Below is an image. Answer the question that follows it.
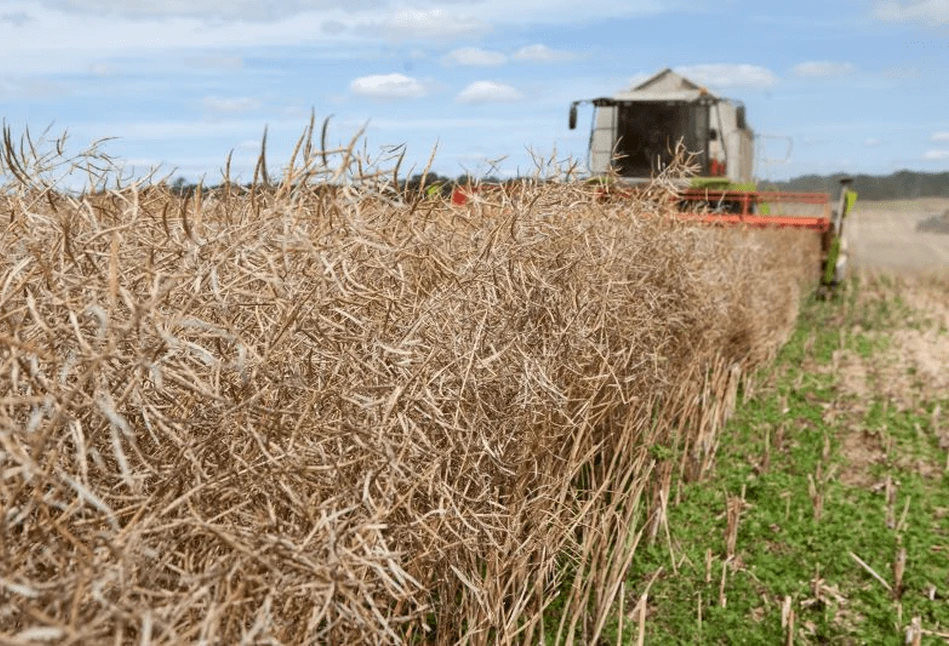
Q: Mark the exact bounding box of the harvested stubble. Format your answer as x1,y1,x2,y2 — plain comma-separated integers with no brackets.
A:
0,141,819,644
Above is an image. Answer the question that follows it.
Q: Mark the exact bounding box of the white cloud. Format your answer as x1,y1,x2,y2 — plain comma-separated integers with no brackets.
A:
350,73,427,100
438,43,579,67
675,64,778,89
512,44,576,63
923,149,949,160
1,10,34,25
322,20,346,34
864,138,883,146
873,0,949,25
39,0,683,25
379,9,490,40
0,1,702,77
476,0,675,27
931,132,949,142
36,0,382,21
442,47,507,66
456,81,523,104
0,6,353,75
201,95,260,114
792,61,856,78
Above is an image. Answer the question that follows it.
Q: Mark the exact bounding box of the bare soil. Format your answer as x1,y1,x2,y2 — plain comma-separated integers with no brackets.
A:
833,198,949,484
843,277,949,400
848,198,949,273
824,275,949,486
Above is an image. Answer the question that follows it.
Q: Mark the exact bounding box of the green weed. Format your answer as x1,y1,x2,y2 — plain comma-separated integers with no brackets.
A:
618,283,949,644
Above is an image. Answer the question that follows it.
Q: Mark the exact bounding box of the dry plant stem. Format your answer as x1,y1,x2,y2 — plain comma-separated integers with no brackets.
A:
781,596,795,646
725,495,742,558
896,497,911,534
849,552,894,593
885,475,896,529
762,426,771,472
623,566,662,646
907,617,922,646
0,129,821,644
894,545,907,600
808,472,823,522
616,582,624,646
662,486,679,576
636,597,647,646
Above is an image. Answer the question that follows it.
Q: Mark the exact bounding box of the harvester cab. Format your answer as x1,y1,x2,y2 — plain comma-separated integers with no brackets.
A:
568,68,754,188
568,68,857,290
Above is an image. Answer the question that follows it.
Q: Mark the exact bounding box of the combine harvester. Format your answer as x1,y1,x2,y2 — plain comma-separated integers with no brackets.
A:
566,68,857,287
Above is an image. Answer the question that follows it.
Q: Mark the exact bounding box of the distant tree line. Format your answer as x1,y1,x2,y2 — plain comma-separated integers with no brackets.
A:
166,173,506,198
760,170,949,201
166,169,949,202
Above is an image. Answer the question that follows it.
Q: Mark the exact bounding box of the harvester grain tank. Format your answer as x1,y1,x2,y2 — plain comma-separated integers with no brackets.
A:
568,68,857,288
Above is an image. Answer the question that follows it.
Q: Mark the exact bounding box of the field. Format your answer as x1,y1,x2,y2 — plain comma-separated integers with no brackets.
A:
623,274,949,644
0,134,945,644
849,198,949,272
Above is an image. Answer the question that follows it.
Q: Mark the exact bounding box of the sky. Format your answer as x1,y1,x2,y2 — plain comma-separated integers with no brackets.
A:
0,0,947,184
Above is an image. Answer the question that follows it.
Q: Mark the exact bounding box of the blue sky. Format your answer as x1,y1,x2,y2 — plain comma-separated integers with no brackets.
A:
1,0,947,184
